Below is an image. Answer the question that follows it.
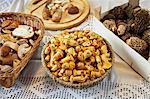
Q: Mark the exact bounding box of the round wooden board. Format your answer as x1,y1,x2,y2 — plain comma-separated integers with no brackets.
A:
25,0,90,30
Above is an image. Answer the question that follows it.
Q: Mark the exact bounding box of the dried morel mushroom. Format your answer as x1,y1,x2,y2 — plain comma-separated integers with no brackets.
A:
126,37,148,54
101,14,115,22
116,21,127,36
109,6,127,20
121,32,132,41
142,29,150,45
129,10,150,35
103,19,117,32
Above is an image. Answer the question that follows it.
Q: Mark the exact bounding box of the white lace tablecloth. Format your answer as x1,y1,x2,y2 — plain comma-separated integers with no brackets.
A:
0,0,150,99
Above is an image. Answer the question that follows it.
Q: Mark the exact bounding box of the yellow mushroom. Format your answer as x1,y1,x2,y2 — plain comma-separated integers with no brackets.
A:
61,54,74,63
44,46,51,54
85,64,95,71
100,45,108,54
91,71,101,78
67,47,76,56
75,45,82,52
45,55,50,62
51,64,60,72
58,69,65,76
73,70,84,76
62,76,69,82
83,50,92,60
62,63,70,69
53,49,64,61
76,62,86,70
68,61,75,70
77,52,84,61
70,76,86,83
65,70,72,76
95,55,102,64
68,39,78,46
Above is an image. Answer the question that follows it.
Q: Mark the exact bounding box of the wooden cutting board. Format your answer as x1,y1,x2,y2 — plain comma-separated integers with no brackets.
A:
24,0,90,30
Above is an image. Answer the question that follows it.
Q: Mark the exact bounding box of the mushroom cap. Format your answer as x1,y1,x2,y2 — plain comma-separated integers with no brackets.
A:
142,29,150,45
103,19,117,32
130,10,150,35
0,45,11,57
116,21,127,36
109,6,127,20
3,41,19,51
12,25,34,38
0,65,12,72
126,37,148,53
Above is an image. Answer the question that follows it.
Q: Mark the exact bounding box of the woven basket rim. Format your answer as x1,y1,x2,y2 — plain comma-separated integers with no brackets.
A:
41,30,115,88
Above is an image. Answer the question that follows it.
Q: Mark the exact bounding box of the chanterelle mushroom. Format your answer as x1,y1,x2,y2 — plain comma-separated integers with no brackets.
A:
12,25,34,38
18,43,31,59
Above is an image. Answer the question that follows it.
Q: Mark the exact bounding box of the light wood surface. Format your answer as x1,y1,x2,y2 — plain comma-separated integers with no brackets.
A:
25,0,90,30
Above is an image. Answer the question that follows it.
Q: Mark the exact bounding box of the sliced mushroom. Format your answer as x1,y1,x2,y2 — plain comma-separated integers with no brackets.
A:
52,9,62,22
29,39,34,45
0,34,17,42
0,65,13,72
2,29,12,34
12,25,34,38
16,39,28,45
0,45,11,57
4,41,19,51
18,43,31,59
0,55,14,66
35,30,41,36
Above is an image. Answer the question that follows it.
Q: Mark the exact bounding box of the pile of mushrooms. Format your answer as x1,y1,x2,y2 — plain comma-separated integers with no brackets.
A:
0,20,41,73
43,0,79,22
101,5,150,59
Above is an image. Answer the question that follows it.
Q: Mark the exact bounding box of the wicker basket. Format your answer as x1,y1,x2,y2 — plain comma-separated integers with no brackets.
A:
0,12,44,88
41,30,114,89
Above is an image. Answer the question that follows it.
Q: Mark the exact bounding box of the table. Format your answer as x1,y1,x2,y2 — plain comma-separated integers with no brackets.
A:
0,0,150,99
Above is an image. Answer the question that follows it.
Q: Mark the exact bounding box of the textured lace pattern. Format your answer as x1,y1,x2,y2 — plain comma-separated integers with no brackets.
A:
0,0,150,98
0,15,149,99
0,0,13,12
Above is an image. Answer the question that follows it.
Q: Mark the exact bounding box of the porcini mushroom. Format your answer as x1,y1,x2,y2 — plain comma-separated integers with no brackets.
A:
3,41,19,51
18,43,31,59
12,25,34,38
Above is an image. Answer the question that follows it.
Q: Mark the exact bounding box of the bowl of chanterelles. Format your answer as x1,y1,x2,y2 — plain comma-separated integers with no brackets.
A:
41,30,114,88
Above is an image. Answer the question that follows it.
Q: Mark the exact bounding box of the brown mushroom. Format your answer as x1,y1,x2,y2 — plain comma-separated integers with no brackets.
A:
68,6,79,14
103,19,117,32
0,65,13,72
142,29,150,45
3,41,19,51
52,9,62,22
0,55,14,66
116,21,127,35
18,43,31,59
126,37,148,53
0,45,11,57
